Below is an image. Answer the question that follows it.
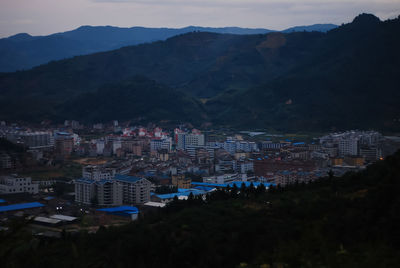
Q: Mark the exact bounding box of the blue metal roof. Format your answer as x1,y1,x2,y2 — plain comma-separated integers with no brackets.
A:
114,174,142,183
155,193,180,199
75,178,95,184
96,179,114,185
0,202,44,212
193,186,215,192
177,188,186,193
293,142,306,145
97,206,139,214
192,181,275,189
191,182,227,187
155,189,206,199
43,196,55,201
0,199,5,203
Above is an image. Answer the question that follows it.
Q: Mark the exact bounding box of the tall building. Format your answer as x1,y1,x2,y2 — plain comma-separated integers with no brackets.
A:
113,174,151,204
339,138,359,156
75,179,123,206
55,132,74,156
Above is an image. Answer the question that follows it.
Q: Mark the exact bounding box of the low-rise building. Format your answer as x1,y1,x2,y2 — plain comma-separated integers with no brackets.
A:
171,174,191,189
0,175,39,194
203,173,247,184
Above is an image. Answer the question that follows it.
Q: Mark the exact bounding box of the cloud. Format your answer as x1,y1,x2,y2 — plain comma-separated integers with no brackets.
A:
12,19,35,25
0,0,399,37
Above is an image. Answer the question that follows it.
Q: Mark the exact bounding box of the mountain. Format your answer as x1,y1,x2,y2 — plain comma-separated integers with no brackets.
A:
206,14,400,132
2,150,400,267
0,26,274,73
0,30,324,123
283,23,337,33
0,14,399,131
0,24,336,73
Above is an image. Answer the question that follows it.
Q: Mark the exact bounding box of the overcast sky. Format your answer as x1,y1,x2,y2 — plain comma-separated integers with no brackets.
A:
1,0,399,37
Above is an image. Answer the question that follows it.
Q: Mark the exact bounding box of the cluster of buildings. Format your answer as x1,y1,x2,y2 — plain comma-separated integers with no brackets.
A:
319,130,383,161
0,120,394,205
1,121,399,237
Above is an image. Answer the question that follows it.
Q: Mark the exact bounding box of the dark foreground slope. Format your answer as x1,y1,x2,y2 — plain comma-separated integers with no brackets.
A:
207,14,400,132
2,151,400,267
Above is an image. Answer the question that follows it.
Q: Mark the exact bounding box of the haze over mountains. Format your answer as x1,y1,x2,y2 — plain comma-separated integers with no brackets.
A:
0,14,399,132
0,24,337,72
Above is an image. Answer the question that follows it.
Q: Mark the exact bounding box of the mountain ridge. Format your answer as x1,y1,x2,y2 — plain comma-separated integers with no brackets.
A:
0,24,336,72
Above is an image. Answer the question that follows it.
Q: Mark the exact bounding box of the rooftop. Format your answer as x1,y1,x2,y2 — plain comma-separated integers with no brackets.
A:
50,214,78,221
114,174,143,183
97,206,139,214
34,216,61,225
0,202,44,213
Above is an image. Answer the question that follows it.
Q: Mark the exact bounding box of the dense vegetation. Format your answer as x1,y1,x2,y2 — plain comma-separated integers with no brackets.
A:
2,151,400,267
207,14,400,132
0,14,399,131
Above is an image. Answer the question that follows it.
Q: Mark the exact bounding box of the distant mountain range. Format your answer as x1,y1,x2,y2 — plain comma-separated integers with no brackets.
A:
0,14,398,132
0,24,337,72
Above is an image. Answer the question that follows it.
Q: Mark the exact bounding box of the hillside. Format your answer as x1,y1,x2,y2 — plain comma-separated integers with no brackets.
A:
206,14,400,132
0,31,323,123
2,151,400,267
0,75,205,123
0,14,399,131
57,76,206,124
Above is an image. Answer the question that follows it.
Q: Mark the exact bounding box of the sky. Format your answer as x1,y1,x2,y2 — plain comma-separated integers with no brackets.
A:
1,0,400,37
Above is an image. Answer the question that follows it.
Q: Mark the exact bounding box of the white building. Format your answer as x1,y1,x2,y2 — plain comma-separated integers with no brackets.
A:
339,138,359,156
96,140,105,155
113,175,152,204
0,153,13,169
237,161,254,174
176,132,205,150
75,178,123,206
6,131,53,149
82,165,115,181
0,175,39,194
150,137,172,152
203,173,247,184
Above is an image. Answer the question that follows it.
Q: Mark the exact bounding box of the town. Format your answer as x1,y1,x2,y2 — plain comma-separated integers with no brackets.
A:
1,119,399,237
